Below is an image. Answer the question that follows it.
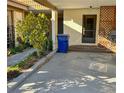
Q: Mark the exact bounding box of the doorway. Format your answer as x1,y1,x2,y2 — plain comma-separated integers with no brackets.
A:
82,15,97,43
58,10,64,34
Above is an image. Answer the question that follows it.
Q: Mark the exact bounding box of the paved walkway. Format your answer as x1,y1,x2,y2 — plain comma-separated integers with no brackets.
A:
12,52,116,93
7,48,36,66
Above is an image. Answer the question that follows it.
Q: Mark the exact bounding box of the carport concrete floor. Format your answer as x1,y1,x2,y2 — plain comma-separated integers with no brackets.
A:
12,52,116,93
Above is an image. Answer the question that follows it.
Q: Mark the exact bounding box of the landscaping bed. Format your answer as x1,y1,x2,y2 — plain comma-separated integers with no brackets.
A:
7,51,50,81
7,43,32,57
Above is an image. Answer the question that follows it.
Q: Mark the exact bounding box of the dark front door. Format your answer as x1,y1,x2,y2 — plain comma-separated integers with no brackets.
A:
82,15,97,43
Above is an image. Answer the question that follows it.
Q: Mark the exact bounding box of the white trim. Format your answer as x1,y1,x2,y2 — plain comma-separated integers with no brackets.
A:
52,11,56,50
51,10,58,50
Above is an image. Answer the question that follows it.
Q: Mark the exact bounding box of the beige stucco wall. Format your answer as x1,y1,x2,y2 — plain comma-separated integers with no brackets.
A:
64,8,100,46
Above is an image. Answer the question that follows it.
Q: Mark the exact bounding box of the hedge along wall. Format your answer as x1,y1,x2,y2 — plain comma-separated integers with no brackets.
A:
99,6,116,52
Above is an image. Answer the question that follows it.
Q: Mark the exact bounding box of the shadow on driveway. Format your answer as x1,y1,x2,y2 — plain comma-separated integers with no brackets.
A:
12,52,116,93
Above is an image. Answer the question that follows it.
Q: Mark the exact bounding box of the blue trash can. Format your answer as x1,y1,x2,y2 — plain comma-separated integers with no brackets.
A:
57,34,69,53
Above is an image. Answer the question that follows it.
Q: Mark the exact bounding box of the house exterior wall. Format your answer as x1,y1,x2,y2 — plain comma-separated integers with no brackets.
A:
99,6,116,52
64,8,100,46
7,10,15,48
7,5,26,48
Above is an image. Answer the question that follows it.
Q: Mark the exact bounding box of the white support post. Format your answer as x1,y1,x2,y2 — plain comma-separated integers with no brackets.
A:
51,10,58,50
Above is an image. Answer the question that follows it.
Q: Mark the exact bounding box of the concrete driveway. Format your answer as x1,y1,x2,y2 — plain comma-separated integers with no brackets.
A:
12,52,116,93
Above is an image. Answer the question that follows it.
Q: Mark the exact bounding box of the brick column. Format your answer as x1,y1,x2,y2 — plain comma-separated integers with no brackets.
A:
99,6,116,52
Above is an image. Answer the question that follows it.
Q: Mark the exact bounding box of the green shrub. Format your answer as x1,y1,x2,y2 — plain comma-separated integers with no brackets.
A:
15,45,23,52
7,43,32,56
49,40,53,51
16,12,50,57
7,66,20,72
23,42,32,49
7,66,21,80
7,45,23,56
16,61,27,68
9,48,16,55
32,51,38,57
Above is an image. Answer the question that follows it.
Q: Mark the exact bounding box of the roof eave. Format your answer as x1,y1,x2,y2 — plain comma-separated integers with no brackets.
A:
34,0,58,11
7,0,29,11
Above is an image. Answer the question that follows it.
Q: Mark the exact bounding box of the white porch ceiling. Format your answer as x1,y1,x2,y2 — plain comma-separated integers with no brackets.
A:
47,0,116,9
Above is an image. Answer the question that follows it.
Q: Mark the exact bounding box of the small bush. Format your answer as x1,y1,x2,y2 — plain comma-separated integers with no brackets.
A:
7,66,20,71
8,48,16,55
14,45,23,52
23,42,32,49
32,51,38,57
49,40,53,51
16,60,27,68
7,66,21,80
7,43,32,56
7,46,23,56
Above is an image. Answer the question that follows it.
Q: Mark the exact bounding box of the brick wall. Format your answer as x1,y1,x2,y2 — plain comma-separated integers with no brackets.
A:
99,6,116,52
17,0,43,10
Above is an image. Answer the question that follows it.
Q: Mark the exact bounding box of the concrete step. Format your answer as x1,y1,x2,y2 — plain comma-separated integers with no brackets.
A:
69,45,113,53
